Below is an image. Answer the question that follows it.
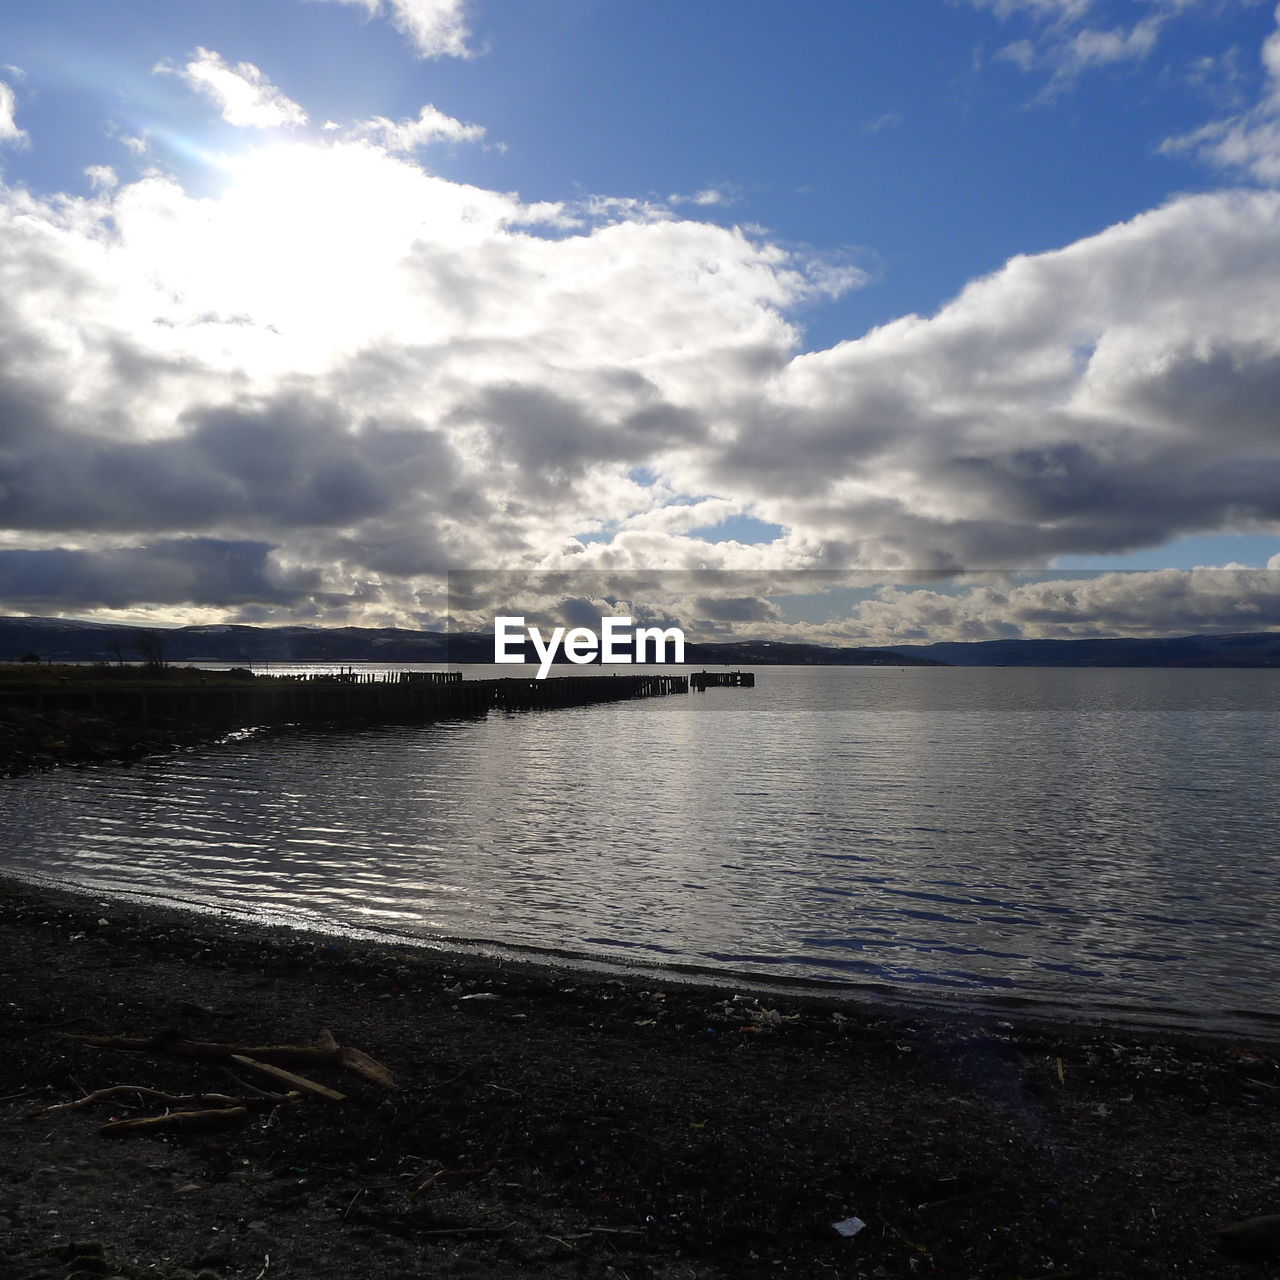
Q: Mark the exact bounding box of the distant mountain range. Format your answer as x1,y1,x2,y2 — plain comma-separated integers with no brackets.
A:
0,617,933,667
881,632,1280,667
1,615,1277,667
0,616,457,664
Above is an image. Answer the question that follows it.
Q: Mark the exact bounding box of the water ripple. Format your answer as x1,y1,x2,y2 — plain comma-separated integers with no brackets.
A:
1,666,1277,1030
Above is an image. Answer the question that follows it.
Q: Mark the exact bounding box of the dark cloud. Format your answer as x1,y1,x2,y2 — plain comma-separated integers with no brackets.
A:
461,382,704,490
0,393,455,536
1118,342,1280,444
556,596,608,630
0,539,320,612
692,595,778,623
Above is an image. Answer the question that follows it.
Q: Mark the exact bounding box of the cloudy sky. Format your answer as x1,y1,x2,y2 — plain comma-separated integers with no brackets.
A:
3,0,1280,643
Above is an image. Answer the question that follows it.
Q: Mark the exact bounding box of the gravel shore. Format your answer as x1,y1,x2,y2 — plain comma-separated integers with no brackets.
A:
2,874,1278,1280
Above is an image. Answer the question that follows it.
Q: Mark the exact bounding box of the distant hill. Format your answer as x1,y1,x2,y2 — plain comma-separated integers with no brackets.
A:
0,617,934,667
883,632,1280,667
683,640,940,667
3,616,1276,667
0,617,450,664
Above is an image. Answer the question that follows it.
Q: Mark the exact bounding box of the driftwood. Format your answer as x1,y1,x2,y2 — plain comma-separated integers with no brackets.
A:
100,1105,251,1136
36,1084,301,1118
37,1086,245,1116
337,1045,397,1089
65,1028,396,1089
219,1069,292,1101
229,1054,346,1103
45,1027,394,1137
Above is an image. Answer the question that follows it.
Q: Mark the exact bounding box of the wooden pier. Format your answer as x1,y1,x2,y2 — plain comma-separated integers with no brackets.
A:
289,670,463,686
690,670,755,692
489,673,687,709
0,672,688,730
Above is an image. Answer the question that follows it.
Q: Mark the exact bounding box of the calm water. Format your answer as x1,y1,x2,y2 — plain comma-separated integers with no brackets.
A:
2,666,1278,1034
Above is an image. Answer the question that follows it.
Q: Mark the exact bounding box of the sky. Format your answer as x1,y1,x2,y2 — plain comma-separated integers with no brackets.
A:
2,0,1280,644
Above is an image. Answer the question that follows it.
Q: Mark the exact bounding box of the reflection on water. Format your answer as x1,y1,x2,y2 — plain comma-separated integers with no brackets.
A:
2,666,1278,1032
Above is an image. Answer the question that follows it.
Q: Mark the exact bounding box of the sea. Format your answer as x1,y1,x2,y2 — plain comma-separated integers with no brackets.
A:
2,664,1278,1037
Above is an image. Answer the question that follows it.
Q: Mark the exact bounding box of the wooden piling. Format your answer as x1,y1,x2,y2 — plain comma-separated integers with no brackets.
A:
689,671,755,692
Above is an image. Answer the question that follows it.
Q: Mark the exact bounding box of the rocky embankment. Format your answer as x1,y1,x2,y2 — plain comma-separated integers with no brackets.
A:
0,664,256,776
0,707,225,777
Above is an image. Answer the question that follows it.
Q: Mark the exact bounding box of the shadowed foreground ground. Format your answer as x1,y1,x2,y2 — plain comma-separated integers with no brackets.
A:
1,878,1278,1280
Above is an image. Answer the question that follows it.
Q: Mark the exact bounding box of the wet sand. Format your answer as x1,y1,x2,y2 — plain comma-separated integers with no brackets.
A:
2,874,1278,1280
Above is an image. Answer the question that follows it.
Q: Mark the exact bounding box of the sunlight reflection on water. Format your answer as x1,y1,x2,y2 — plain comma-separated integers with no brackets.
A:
2,666,1277,1031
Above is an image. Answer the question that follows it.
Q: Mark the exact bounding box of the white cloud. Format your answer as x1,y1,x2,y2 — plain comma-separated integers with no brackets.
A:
862,112,903,134
350,103,485,150
1162,3,1280,181
112,127,150,156
687,187,1280,575
0,80,29,148
303,0,473,59
996,38,1039,69
0,132,854,619
1065,16,1162,71
668,188,733,207
443,567,1280,645
84,165,118,190
156,48,307,129
829,569,1280,644
971,0,1095,21
1165,113,1280,180
972,0,1182,85
618,498,748,537
3,102,1280,623
972,0,1216,21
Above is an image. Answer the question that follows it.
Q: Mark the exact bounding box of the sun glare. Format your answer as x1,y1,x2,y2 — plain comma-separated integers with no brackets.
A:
122,139,500,375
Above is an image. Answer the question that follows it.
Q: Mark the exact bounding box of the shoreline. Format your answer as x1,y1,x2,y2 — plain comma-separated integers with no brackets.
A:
9,869,1280,1053
3,873,1279,1278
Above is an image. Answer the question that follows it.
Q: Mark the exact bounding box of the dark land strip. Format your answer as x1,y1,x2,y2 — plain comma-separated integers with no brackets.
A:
0,667,685,778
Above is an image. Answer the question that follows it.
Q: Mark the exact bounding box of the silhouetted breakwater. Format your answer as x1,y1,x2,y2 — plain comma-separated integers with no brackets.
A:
0,671,688,731
289,669,463,685
690,670,755,691
489,672,687,708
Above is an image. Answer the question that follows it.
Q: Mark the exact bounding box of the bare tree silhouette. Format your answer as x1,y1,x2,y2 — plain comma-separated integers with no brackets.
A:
130,630,167,671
